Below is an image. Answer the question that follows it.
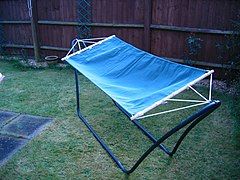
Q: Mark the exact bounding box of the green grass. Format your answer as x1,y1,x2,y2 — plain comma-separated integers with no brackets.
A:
0,59,239,179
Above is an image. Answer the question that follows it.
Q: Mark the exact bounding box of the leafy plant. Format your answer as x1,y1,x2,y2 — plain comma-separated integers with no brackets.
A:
216,18,240,84
184,33,203,65
0,23,6,55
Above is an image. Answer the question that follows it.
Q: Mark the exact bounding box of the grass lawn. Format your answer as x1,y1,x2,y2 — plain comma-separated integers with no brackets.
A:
0,59,239,179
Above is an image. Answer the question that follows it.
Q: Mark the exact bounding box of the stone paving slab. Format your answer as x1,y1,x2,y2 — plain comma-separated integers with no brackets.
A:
2,114,52,139
0,110,20,127
0,110,52,166
0,135,26,166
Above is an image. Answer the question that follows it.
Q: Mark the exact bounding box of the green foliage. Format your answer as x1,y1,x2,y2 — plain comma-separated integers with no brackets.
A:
187,33,203,56
185,33,203,65
216,18,240,83
0,23,6,55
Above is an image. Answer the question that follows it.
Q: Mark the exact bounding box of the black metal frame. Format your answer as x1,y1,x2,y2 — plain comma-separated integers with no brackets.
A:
74,69,221,174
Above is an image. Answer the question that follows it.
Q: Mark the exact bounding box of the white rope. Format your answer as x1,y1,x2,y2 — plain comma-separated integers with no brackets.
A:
77,40,100,44
82,41,87,48
167,98,206,103
66,40,78,57
136,101,209,119
209,74,213,100
64,37,108,59
62,35,115,61
188,85,208,101
131,70,214,120
81,37,106,41
77,41,81,51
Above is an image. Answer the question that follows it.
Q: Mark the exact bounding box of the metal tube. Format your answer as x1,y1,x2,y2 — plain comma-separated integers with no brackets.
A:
74,69,80,112
132,120,171,155
74,70,127,173
77,112,128,173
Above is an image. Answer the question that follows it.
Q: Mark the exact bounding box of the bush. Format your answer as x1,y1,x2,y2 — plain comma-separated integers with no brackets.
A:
184,33,203,65
216,18,240,84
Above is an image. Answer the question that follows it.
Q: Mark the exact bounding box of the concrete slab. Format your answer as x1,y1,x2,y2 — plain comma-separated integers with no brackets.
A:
0,111,52,166
0,110,19,127
0,135,26,165
2,114,52,139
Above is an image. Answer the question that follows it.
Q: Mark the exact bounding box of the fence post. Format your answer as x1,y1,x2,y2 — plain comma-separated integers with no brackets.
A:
144,0,152,52
30,0,41,61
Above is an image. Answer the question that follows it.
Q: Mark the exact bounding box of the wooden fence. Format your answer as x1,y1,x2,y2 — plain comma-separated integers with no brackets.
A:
0,0,239,72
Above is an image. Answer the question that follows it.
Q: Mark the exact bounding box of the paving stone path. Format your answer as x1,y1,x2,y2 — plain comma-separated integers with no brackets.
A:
0,110,52,166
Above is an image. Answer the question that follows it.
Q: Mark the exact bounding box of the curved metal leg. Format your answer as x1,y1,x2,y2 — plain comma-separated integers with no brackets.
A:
126,100,221,174
169,114,213,156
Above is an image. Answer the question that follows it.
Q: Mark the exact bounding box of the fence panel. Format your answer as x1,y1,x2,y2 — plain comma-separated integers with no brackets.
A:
0,0,239,75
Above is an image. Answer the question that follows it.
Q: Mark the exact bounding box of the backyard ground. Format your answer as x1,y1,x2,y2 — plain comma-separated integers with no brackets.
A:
0,59,239,179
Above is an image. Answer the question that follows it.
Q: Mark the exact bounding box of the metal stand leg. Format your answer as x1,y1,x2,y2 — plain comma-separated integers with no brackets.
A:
127,100,220,173
132,120,171,155
74,70,221,174
112,100,171,155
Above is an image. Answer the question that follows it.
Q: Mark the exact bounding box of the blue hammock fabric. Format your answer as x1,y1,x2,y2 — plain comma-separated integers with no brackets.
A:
66,36,207,116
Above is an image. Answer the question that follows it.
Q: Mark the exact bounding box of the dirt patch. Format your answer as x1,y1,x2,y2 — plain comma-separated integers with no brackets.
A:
196,79,237,95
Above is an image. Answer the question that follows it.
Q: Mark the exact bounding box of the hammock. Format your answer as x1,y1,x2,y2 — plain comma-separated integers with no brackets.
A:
62,35,220,174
